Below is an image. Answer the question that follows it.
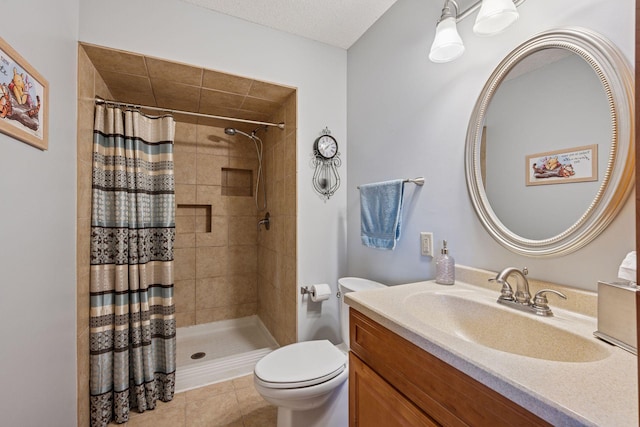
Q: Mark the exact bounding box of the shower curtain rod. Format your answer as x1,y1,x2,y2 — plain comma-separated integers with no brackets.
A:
94,97,285,130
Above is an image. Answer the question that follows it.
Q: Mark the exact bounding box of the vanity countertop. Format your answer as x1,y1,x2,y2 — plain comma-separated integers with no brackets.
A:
345,272,638,427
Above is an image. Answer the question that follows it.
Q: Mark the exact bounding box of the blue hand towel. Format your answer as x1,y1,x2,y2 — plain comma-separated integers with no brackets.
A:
359,179,405,250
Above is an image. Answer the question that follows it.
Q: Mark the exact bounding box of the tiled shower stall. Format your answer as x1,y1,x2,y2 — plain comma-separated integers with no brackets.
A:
76,43,297,426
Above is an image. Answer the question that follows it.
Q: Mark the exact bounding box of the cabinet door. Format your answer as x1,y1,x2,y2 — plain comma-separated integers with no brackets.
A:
349,352,440,427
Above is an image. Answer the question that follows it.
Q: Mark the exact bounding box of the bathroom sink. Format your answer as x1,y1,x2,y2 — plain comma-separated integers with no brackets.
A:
404,290,610,362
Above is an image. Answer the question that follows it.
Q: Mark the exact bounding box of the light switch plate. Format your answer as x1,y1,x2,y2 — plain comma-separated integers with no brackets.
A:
421,232,434,257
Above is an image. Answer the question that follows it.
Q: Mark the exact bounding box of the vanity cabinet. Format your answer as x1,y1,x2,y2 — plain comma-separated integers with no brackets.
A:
349,308,552,427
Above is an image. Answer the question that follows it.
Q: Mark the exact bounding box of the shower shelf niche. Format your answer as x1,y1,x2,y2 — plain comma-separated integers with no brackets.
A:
222,167,253,197
176,204,212,233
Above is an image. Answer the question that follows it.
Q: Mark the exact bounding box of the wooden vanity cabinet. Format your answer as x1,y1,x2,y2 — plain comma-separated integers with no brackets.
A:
349,308,552,427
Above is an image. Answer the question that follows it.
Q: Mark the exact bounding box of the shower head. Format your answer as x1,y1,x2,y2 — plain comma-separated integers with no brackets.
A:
224,127,254,139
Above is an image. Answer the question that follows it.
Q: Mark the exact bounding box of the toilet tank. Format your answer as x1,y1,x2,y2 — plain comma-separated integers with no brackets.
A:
338,277,387,348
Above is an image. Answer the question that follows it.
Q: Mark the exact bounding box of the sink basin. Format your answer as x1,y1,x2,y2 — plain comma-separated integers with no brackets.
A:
405,291,610,362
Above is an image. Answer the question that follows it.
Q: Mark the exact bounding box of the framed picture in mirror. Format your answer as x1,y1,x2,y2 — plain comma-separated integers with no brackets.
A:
526,144,598,186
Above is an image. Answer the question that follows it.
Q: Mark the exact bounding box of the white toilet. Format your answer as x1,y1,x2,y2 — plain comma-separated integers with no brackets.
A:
253,277,387,427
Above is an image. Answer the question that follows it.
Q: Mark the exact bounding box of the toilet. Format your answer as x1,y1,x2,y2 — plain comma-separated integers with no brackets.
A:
253,277,387,427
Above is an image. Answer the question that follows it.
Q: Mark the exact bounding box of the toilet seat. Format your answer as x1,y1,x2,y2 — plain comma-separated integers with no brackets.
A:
254,340,346,389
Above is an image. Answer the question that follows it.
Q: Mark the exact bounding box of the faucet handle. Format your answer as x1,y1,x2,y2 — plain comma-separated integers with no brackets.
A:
532,289,567,316
490,277,515,302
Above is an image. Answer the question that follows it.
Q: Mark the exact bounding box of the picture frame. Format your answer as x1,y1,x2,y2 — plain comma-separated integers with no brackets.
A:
0,37,48,150
526,144,598,186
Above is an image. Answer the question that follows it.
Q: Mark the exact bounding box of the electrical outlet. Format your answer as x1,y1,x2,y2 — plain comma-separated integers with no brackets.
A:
420,232,434,257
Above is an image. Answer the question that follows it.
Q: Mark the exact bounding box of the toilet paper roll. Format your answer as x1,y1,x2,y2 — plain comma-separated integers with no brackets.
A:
310,284,331,302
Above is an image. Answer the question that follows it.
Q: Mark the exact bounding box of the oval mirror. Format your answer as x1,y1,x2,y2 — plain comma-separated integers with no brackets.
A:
465,28,634,257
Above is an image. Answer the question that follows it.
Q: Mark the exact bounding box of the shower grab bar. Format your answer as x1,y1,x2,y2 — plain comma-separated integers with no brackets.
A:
357,177,425,189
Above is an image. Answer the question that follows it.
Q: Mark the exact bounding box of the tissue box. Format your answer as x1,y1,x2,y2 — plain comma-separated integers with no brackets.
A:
594,281,637,355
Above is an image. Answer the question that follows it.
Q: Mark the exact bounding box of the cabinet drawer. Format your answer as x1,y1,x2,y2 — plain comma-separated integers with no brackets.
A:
349,308,551,427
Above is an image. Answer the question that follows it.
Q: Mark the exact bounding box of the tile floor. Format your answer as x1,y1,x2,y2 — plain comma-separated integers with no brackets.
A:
108,374,276,427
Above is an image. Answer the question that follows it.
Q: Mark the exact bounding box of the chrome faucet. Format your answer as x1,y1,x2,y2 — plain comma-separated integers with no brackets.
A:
494,267,532,304
490,267,567,316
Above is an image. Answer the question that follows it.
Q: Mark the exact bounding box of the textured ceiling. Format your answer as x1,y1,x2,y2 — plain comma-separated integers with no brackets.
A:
181,0,399,49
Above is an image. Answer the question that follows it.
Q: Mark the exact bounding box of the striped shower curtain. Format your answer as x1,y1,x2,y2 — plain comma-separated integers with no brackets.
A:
89,104,176,426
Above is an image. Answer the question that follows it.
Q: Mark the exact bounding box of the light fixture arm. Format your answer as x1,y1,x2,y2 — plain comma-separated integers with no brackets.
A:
455,0,527,22
437,0,459,23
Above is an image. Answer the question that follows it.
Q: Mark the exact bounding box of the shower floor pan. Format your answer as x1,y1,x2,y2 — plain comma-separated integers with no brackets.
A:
175,315,278,392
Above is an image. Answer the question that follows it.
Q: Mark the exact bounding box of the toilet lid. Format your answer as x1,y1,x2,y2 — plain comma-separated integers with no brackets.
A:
254,340,346,388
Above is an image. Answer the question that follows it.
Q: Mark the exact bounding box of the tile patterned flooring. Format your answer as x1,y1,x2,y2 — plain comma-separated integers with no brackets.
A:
108,374,276,427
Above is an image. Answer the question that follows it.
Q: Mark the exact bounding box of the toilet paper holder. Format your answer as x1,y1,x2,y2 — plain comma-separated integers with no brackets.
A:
300,285,335,300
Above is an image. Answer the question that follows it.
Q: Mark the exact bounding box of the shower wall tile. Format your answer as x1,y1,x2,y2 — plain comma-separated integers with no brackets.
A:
272,143,285,183
176,215,196,234
228,246,257,274
176,184,197,205
196,125,228,156
284,176,296,215
196,185,226,215
196,246,228,278
175,233,195,249
77,217,92,326
227,196,255,216
172,123,262,325
197,302,258,324
77,160,93,220
196,154,227,185
284,93,297,132
77,101,95,163
196,216,228,247
229,274,258,304
77,328,91,427
284,216,296,259
194,215,210,234
284,132,296,175
174,151,197,184
175,123,198,153
229,216,257,246
256,97,297,346
175,248,196,280
228,157,258,176
174,279,196,316
176,311,195,328
195,276,228,309
177,205,196,217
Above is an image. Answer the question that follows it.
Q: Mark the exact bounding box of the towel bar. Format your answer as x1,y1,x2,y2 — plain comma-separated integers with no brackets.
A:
357,177,424,189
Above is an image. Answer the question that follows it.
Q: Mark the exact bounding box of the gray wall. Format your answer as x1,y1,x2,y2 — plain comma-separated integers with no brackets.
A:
346,0,634,290
0,0,79,425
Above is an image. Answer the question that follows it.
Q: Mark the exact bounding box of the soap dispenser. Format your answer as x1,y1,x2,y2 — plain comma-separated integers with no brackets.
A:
435,240,455,285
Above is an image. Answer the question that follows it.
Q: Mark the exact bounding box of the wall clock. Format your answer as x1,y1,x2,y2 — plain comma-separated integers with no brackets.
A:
312,127,341,200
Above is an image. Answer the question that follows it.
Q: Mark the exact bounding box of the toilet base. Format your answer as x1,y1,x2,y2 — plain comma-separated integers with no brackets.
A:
276,378,348,427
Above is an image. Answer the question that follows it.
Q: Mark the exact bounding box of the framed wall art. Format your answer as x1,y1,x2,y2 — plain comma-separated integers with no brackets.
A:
526,144,598,186
0,37,48,150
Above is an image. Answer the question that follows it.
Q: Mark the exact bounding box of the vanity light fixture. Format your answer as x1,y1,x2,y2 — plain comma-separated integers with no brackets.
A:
429,0,527,63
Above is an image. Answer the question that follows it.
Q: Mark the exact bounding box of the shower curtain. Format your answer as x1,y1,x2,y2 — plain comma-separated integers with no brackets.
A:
89,104,176,426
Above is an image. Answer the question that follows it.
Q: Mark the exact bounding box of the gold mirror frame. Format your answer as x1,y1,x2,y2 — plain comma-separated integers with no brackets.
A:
465,27,635,257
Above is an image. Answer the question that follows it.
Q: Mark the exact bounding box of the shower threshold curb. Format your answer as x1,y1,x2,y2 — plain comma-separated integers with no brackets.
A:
175,347,275,393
